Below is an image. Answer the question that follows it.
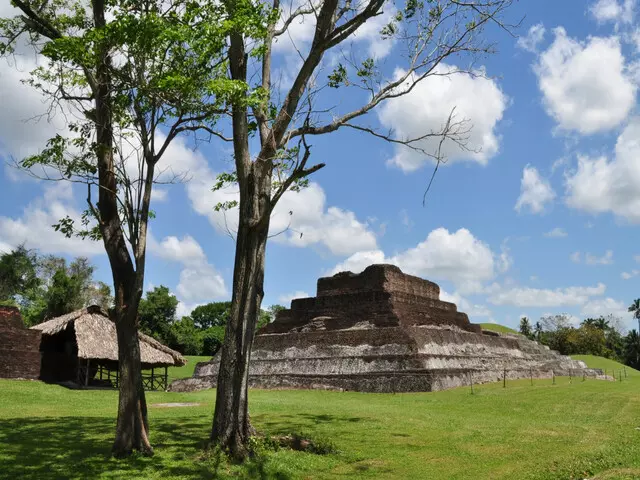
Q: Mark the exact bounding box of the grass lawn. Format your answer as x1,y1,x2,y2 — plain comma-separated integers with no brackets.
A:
478,322,518,334
1,359,640,479
572,355,640,378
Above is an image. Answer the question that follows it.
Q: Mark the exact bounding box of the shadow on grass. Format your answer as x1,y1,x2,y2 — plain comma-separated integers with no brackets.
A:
0,416,291,480
253,413,366,436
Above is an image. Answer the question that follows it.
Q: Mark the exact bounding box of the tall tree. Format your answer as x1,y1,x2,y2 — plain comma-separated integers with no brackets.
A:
191,301,232,329
519,316,533,339
210,0,517,458
1,0,228,456
0,246,40,304
138,286,178,343
629,299,640,333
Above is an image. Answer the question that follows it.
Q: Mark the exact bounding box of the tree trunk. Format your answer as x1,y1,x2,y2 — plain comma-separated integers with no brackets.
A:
111,281,152,457
210,164,270,460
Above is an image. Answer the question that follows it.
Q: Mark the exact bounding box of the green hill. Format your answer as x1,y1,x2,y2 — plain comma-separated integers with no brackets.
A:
478,322,518,334
571,354,639,377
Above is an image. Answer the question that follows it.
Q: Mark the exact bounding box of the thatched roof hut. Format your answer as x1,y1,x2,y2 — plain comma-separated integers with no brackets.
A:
31,305,186,389
32,305,186,367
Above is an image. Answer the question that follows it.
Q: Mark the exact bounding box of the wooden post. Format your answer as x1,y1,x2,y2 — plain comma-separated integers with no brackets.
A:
503,368,506,388
164,366,168,391
624,367,627,378
552,371,555,385
99,364,103,381
569,370,572,384
619,370,623,382
530,367,533,386
582,371,586,382
151,367,155,391
469,371,474,395
85,359,90,387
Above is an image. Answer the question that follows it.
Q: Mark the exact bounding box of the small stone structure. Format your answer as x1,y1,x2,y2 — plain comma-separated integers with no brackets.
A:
0,306,42,379
170,265,600,393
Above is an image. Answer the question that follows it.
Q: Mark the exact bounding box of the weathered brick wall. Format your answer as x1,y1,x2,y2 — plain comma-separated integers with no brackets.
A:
0,306,42,379
317,264,440,299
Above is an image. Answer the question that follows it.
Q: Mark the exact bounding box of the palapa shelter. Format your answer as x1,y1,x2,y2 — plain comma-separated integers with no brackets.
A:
31,305,186,390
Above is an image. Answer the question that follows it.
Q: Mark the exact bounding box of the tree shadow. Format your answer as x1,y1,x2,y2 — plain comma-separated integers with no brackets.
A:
253,412,366,435
0,416,291,479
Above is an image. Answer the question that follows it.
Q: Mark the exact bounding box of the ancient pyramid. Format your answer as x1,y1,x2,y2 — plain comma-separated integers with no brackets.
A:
171,264,601,393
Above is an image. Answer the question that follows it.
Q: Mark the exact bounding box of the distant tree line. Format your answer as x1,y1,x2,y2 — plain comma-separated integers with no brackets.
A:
0,246,112,326
0,246,285,356
519,308,640,370
137,286,285,356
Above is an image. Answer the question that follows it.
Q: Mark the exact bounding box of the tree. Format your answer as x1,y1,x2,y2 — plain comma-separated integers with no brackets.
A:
167,317,204,355
519,317,533,339
191,302,232,329
0,246,40,303
629,299,640,333
210,0,517,458
582,316,610,332
2,0,228,456
534,321,543,341
623,330,640,369
138,286,179,343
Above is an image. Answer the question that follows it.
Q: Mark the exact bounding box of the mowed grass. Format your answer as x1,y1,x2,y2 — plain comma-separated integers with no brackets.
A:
1,360,640,479
572,355,640,378
478,322,518,334
141,355,211,383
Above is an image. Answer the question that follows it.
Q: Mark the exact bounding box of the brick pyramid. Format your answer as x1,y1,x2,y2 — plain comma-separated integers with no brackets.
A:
170,265,601,393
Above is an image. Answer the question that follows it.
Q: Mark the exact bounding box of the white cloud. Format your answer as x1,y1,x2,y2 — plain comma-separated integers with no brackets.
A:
273,0,396,58
635,254,640,263
488,283,607,307
149,234,228,304
534,28,636,134
440,290,491,319
176,265,227,303
0,56,70,165
399,209,414,231
270,184,378,256
515,165,556,214
621,270,639,279
278,291,310,305
161,139,379,257
330,228,505,294
0,183,103,256
590,0,635,24
544,227,567,238
586,250,614,265
564,118,640,223
517,23,546,53
149,235,206,266
570,250,614,265
378,64,507,172
581,297,632,322
331,250,387,276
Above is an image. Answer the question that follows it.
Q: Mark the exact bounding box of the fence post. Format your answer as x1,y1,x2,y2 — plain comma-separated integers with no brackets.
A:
503,368,506,388
619,370,623,382
469,371,474,395
582,371,586,382
624,367,627,378
530,367,533,386
552,371,555,385
569,370,572,384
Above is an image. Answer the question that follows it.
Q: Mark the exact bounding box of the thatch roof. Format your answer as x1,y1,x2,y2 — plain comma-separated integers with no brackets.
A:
31,306,187,367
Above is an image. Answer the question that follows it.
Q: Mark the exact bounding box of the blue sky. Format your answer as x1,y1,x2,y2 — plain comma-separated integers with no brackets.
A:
1,0,639,330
